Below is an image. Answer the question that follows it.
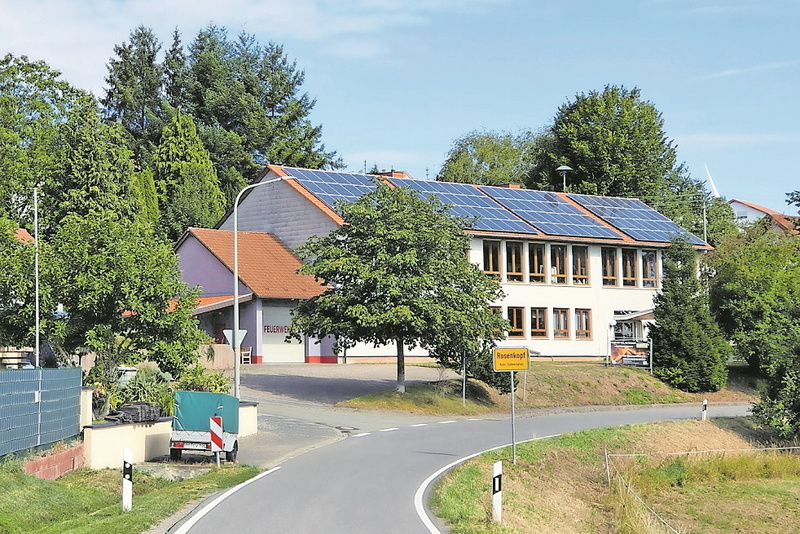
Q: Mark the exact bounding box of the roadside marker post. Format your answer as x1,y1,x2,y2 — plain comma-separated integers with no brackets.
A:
493,347,529,465
122,448,132,512
701,399,708,421
210,416,223,467
492,461,503,523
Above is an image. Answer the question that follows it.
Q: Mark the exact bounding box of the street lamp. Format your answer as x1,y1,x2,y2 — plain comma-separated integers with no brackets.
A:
556,165,573,192
34,187,40,368
232,176,285,398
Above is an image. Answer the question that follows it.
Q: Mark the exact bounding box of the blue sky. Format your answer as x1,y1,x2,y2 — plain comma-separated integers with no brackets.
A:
2,0,797,212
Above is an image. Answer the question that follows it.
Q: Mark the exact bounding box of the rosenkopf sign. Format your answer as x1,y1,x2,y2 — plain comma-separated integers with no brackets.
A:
493,347,530,372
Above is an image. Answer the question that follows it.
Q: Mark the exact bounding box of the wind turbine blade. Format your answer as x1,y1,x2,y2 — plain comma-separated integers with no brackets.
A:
704,163,721,198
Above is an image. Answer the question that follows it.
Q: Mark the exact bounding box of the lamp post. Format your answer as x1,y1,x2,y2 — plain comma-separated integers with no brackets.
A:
232,176,285,398
34,187,40,368
556,165,573,192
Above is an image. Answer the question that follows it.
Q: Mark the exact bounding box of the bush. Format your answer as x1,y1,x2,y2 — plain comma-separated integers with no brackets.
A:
174,365,230,394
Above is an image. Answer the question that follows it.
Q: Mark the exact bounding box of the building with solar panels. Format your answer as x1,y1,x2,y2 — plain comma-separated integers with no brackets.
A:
183,165,709,364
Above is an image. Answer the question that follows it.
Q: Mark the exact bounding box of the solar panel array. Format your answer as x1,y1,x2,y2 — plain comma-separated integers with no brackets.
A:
282,167,378,207
279,166,707,245
481,187,624,240
569,194,706,245
390,179,537,234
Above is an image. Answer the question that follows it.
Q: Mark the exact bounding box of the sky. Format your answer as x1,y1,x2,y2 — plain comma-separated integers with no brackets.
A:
1,0,798,213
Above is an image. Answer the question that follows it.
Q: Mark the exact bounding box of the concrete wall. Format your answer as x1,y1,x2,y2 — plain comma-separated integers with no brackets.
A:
82,403,259,469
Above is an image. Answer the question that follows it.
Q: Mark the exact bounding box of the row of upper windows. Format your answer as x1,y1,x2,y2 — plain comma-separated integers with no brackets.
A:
492,306,592,340
481,240,660,288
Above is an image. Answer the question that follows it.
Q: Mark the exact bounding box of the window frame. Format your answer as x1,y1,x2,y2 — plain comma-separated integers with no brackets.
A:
572,245,589,285
622,248,638,287
507,307,525,338
575,309,591,339
528,243,546,283
601,247,618,286
553,308,569,339
641,249,658,288
506,241,524,282
483,240,501,278
550,245,567,285
530,307,547,337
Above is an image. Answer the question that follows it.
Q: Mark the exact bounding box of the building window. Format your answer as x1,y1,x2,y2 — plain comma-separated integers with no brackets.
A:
602,248,618,286
551,245,567,284
483,240,501,277
622,249,637,287
553,308,569,338
530,307,547,337
507,307,525,338
572,246,589,285
575,309,591,339
642,250,657,288
529,243,546,283
506,241,523,282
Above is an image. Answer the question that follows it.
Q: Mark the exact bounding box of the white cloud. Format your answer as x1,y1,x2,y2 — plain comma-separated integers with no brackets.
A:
699,61,800,80
675,132,798,150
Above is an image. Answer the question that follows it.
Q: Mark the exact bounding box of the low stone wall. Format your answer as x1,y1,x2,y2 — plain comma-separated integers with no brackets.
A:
23,443,84,480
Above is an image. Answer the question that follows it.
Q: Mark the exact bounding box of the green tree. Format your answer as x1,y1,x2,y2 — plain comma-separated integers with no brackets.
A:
437,130,539,186
289,182,506,393
153,111,225,241
650,238,730,392
42,92,136,230
0,54,81,223
44,213,206,412
101,25,165,168
707,219,800,372
0,218,40,347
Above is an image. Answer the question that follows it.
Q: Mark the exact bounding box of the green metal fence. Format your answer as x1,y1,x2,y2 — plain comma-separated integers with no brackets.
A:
0,367,82,456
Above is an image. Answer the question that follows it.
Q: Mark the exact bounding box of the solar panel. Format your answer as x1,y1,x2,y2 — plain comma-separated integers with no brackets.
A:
282,167,378,208
568,194,706,245
481,187,624,239
390,179,538,234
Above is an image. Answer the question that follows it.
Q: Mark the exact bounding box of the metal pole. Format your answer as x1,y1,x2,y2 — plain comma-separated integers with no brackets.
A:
462,351,466,408
34,187,39,368
233,177,284,398
511,370,517,465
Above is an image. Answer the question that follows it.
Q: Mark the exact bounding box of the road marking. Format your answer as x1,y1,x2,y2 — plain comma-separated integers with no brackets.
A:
438,420,456,424
414,435,558,533
352,432,371,438
410,423,428,427
380,427,399,432
174,466,281,534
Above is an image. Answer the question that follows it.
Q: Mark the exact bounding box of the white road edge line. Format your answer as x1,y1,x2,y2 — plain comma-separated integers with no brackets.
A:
413,435,559,533
352,432,371,437
410,423,428,427
438,420,456,424
380,427,400,432
174,465,282,534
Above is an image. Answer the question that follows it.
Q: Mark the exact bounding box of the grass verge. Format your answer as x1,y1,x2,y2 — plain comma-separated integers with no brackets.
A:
431,418,800,534
339,362,759,415
0,459,260,534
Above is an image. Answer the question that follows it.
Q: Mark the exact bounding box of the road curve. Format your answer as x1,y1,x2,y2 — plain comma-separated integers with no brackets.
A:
174,403,750,534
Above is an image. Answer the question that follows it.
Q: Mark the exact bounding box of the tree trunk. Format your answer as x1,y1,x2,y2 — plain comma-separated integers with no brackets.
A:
396,338,405,394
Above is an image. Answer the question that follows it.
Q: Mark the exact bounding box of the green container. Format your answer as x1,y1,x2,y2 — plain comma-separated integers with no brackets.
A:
172,390,239,434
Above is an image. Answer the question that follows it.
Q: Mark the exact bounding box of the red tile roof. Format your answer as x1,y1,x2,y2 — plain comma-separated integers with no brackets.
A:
14,229,34,244
730,198,784,216
187,228,324,300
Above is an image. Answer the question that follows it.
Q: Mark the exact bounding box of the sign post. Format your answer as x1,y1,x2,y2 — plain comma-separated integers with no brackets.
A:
493,347,529,465
492,460,503,523
210,416,223,468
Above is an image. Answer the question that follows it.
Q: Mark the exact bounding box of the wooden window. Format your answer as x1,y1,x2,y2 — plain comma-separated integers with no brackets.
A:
550,245,567,284
530,307,547,337
602,248,618,286
572,246,589,285
622,249,637,287
483,240,501,277
575,309,591,339
507,307,525,338
506,241,523,282
528,243,546,283
642,250,657,288
553,308,569,338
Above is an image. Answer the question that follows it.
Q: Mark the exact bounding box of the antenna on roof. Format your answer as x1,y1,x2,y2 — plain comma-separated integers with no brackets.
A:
704,164,720,198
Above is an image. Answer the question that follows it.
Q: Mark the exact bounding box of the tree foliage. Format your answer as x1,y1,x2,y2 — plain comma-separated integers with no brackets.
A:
707,219,800,372
650,239,730,392
289,182,507,393
437,130,540,186
153,111,225,241
0,219,39,346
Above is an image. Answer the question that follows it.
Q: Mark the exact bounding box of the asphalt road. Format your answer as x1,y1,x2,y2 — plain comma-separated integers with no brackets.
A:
168,364,751,534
